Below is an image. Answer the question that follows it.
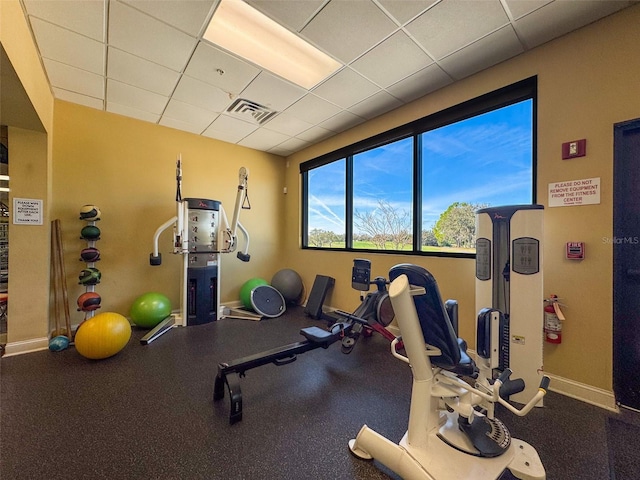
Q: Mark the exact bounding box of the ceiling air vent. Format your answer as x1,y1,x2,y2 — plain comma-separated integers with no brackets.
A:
226,98,277,125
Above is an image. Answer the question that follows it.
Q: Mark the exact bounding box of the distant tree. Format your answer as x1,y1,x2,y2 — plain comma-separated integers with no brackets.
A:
354,200,412,250
434,202,488,248
309,229,343,247
421,228,438,247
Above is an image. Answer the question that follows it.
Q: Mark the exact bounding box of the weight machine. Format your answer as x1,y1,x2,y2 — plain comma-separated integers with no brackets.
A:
349,264,549,480
142,156,251,344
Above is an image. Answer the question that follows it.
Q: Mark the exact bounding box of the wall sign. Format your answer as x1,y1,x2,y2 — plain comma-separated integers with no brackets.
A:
548,177,600,207
14,198,43,225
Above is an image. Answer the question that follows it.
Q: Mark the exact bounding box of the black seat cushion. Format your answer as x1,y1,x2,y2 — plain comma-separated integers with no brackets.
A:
389,264,478,377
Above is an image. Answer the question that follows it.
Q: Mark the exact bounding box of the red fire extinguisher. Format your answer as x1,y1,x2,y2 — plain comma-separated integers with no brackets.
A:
544,295,565,344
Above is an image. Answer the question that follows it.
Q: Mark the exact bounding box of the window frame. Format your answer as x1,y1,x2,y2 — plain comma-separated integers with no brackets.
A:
301,77,537,258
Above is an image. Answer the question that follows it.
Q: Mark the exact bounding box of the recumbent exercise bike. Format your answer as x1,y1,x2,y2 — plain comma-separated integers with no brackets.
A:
348,264,549,480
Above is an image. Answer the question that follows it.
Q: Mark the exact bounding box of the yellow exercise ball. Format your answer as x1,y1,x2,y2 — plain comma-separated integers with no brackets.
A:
75,312,132,360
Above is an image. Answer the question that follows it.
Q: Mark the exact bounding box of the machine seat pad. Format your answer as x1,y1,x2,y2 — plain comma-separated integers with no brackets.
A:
433,338,478,377
300,326,336,344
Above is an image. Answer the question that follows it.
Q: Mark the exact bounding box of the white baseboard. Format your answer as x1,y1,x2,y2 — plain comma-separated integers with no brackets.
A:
545,373,618,412
467,349,618,412
3,337,50,357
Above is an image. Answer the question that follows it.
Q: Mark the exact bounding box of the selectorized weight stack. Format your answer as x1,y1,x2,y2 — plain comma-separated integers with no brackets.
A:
475,204,544,405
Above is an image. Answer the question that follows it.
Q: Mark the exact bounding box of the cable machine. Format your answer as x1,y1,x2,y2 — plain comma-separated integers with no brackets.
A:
143,156,251,344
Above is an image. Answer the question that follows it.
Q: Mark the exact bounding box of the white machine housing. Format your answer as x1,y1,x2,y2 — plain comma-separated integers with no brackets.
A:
475,204,544,404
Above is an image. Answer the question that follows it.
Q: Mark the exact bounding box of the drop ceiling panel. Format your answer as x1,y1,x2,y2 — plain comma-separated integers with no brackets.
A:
387,64,452,103
43,58,104,99
183,43,260,95
239,72,306,111
203,114,258,143
351,31,433,88
296,125,334,143
238,128,290,151
248,0,326,32
121,0,216,36
53,88,104,110
107,47,181,96
503,0,552,20
439,25,524,80
263,113,314,137
107,79,168,115
283,94,342,125
300,0,398,63
514,0,633,49
172,75,231,112
313,68,379,109
107,101,160,123
159,116,209,135
268,137,310,156
162,99,218,131
318,110,366,133
377,0,437,24
406,0,509,59
24,0,106,41
108,0,197,72
348,90,403,120
29,17,104,74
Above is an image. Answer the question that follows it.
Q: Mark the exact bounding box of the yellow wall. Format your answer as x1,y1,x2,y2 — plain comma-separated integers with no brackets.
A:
285,6,640,391
1,0,54,349
51,101,285,320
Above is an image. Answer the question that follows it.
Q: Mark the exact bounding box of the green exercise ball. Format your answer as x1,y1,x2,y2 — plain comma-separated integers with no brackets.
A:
239,278,268,310
130,292,172,328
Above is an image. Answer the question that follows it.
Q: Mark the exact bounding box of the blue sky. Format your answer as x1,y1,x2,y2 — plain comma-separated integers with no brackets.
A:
308,100,533,233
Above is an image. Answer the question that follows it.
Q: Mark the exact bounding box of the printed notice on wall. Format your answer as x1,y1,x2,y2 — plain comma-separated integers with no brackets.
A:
14,198,43,225
548,177,600,207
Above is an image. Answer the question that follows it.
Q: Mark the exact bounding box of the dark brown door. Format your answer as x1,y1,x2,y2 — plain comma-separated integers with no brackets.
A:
614,118,640,411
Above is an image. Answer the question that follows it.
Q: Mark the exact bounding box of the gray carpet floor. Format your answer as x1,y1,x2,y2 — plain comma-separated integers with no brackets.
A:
1,306,639,479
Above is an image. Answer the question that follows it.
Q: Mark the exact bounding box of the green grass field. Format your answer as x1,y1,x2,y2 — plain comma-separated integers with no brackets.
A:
321,240,474,254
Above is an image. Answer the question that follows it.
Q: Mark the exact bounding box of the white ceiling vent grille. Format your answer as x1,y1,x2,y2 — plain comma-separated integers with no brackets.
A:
226,98,277,125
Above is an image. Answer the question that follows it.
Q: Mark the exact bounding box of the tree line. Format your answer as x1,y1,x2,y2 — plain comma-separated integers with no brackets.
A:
308,200,488,249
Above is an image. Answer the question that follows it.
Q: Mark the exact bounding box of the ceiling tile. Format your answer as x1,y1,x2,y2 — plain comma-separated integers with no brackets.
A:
351,30,433,88
263,113,314,137
106,101,160,123
318,110,366,133
172,75,232,112
439,25,524,80
24,0,106,41
107,79,168,115
159,116,208,135
239,72,306,111
162,98,218,131
268,137,309,156
107,47,180,96
44,58,104,99
387,64,452,103
109,0,198,72
503,0,552,20
514,0,633,49
203,114,258,143
406,0,509,59
301,0,398,63
283,94,342,125
313,68,380,109
296,125,334,143
238,128,290,151
377,0,438,24
183,42,260,95
53,87,104,110
121,0,215,36
29,17,104,74
347,90,403,120
247,0,326,31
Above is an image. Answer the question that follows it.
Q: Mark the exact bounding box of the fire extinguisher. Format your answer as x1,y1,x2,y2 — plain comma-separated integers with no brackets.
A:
544,295,565,344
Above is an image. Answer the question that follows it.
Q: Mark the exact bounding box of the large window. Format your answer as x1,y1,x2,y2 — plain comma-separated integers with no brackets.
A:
301,78,536,257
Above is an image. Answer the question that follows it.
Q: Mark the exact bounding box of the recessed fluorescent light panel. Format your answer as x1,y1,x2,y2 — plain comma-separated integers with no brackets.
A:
203,0,341,89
